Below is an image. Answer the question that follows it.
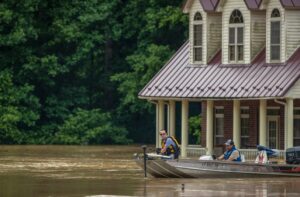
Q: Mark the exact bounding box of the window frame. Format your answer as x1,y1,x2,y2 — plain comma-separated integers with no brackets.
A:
228,10,244,63
214,106,224,146
193,12,203,64
270,8,281,63
240,107,250,149
294,107,300,146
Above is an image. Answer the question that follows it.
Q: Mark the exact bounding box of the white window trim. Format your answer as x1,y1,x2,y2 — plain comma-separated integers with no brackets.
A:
214,106,224,145
193,12,203,64
228,23,244,64
240,106,249,148
270,10,281,63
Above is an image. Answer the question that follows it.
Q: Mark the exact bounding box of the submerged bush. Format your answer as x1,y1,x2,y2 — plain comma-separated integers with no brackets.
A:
54,108,132,145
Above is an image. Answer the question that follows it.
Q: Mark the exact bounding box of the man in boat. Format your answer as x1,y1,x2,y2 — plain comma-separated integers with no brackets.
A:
159,129,180,159
217,139,242,162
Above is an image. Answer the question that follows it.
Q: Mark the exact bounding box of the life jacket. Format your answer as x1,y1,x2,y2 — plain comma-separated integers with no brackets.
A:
161,136,180,158
223,146,241,162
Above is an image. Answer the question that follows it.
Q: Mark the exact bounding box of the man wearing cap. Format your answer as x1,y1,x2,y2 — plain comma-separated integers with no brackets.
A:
217,139,241,162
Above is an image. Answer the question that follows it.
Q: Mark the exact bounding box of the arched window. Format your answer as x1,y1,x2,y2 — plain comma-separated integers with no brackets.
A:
193,12,203,62
270,9,281,61
229,10,244,62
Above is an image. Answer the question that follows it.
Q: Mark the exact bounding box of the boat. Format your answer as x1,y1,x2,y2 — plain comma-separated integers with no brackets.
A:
135,153,300,178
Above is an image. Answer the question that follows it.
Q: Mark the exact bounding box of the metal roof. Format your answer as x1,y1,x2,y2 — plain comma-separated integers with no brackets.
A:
244,0,262,10
280,0,300,8
138,42,300,99
200,0,220,12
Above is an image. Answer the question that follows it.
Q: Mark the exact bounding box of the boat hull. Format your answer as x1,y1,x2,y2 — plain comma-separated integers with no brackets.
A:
135,157,300,178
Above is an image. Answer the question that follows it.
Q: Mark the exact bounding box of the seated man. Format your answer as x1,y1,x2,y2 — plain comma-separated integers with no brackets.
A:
217,139,241,162
160,129,180,159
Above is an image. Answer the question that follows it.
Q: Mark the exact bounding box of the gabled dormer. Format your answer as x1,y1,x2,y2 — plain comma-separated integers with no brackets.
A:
183,0,222,65
265,0,300,63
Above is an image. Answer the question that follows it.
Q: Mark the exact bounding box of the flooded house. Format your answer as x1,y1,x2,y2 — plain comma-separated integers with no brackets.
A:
138,0,300,159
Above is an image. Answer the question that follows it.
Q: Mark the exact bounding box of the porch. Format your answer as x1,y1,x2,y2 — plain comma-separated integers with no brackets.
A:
153,98,298,159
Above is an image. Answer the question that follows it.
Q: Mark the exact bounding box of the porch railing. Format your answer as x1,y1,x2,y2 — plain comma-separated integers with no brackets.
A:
186,145,286,160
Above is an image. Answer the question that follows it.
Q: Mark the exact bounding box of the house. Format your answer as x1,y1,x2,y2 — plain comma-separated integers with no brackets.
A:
138,0,300,159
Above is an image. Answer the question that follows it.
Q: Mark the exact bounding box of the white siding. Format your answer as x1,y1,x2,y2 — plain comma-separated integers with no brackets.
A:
285,79,300,98
189,0,207,64
266,1,285,63
286,10,300,60
207,13,222,62
251,11,266,60
222,0,251,64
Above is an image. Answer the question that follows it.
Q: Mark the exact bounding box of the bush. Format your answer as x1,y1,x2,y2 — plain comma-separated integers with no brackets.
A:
54,108,132,145
189,115,201,144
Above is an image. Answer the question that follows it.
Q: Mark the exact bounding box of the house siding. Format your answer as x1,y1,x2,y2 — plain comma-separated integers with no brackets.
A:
207,13,222,62
285,79,300,98
266,0,286,63
190,0,207,64
286,10,300,60
222,0,251,64
251,11,266,60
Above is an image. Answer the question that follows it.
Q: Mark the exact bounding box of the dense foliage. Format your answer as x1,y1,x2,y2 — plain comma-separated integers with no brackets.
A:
0,0,188,144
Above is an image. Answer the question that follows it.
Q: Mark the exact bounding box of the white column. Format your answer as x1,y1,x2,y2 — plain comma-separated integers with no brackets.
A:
168,100,176,137
259,100,267,146
287,98,294,149
206,100,214,155
158,100,165,148
233,100,241,148
181,100,189,158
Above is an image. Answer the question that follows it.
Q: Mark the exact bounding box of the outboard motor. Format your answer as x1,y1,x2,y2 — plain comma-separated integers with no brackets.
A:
286,146,300,164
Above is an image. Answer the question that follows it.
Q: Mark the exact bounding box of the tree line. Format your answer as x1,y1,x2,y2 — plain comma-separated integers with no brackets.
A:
0,0,188,144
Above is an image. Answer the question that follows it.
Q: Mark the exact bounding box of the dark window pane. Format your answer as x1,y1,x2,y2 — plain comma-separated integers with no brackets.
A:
271,46,280,60
237,27,243,44
194,47,202,61
271,9,280,18
230,9,244,24
238,45,244,61
229,46,235,61
194,25,202,46
271,22,280,44
194,12,202,21
229,28,235,44
241,137,249,149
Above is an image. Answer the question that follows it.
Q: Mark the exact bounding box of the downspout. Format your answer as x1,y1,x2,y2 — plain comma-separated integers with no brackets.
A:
274,99,287,150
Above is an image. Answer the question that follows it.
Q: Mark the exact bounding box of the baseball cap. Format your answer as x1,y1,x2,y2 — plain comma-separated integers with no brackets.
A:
225,139,234,146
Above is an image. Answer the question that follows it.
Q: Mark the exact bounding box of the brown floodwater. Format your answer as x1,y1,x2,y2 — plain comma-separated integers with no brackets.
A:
0,145,300,197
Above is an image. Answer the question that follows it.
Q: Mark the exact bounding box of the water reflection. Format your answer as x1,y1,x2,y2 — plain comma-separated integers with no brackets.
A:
0,145,300,197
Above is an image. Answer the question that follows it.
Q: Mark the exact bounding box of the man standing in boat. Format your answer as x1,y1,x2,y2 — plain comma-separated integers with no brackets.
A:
217,139,241,162
159,129,180,159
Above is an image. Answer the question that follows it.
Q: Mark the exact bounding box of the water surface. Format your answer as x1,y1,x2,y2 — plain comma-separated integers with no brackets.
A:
0,145,300,196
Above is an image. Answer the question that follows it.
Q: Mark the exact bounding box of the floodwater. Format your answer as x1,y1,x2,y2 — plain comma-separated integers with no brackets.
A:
0,146,300,197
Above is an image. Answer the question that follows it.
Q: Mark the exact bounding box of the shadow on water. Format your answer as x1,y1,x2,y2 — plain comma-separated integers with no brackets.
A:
0,145,300,197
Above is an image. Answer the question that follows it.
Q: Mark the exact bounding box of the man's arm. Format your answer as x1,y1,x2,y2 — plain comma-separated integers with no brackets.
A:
161,138,172,154
217,154,224,160
227,150,239,161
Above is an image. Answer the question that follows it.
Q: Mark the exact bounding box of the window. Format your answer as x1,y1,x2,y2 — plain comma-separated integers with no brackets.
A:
294,109,300,146
215,107,224,145
241,107,249,148
229,10,244,62
270,9,281,61
193,12,203,62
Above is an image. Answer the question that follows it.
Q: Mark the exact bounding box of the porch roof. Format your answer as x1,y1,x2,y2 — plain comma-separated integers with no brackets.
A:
138,42,300,99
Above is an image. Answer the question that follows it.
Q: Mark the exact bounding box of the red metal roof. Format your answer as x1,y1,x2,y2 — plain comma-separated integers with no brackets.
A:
280,0,300,8
244,0,262,10
200,0,220,12
138,42,300,99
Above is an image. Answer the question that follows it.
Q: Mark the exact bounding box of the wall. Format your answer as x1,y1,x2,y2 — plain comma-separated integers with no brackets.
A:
285,10,300,60
207,13,222,62
251,11,266,60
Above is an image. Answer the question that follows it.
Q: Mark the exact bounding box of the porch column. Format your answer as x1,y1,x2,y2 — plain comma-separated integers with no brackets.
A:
259,100,267,146
168,100,176,137
158,100,165,148
206,100,214,155
287,98,294,148
233,100,241,148
181,100,189,158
